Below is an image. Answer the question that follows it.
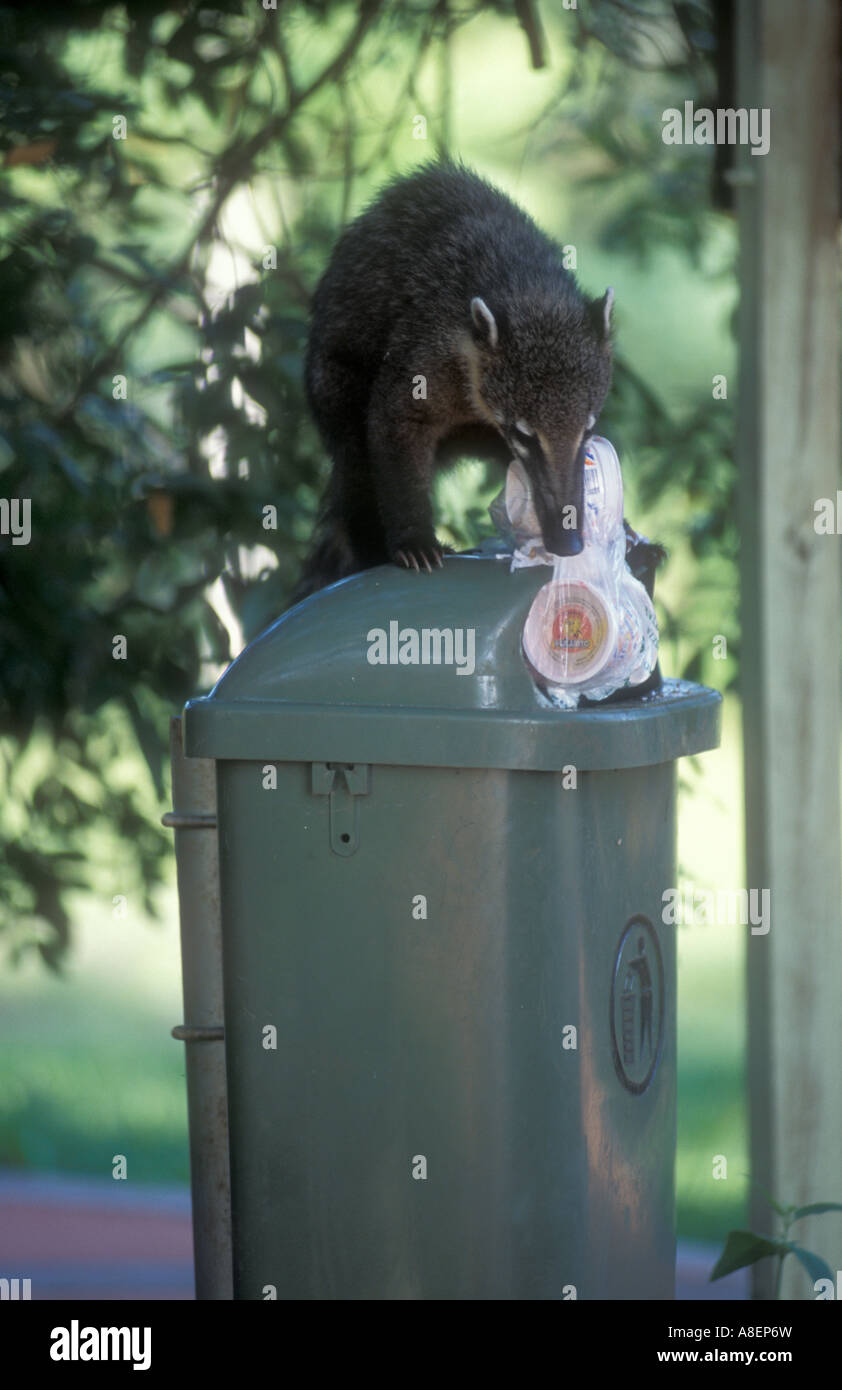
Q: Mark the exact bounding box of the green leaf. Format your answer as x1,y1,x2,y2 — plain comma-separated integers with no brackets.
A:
792,1202,842,1219
121,692,165,799
710,1230,789,1281
745,1179,793,1220
787,1244,834,1286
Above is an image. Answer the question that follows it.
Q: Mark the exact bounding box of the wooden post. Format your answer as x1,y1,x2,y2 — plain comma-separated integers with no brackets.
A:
736,0,841,1299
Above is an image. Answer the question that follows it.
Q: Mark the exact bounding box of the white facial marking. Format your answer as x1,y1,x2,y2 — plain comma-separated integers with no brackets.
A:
456,331,499,427
603,287,614,336
470,296,498,349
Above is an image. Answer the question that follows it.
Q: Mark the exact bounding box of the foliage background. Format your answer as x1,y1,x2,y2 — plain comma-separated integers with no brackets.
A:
0,0,744,1245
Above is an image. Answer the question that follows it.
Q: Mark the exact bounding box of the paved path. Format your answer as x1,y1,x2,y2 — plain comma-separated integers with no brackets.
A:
0,1169,747,1300
0,1171,194,1300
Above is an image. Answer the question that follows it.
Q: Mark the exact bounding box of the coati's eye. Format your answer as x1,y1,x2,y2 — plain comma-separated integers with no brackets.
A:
510,420,534,460
511,421,535,456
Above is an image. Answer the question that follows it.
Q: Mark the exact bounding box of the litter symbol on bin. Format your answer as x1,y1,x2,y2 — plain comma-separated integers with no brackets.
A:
610,916,664,1094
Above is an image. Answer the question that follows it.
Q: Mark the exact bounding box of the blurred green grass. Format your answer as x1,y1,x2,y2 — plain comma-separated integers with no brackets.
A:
0,885,190,1185
676,695,747,1242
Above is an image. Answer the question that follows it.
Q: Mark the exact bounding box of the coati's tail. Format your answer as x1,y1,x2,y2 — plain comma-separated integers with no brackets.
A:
289,463,391,606
289,512,363,606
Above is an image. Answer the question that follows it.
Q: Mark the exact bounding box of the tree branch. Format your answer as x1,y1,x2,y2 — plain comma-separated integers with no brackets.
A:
59,0,384,418
514,0,547,70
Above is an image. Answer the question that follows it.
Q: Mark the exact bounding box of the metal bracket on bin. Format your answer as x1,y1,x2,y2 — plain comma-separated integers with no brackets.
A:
311,762,370,857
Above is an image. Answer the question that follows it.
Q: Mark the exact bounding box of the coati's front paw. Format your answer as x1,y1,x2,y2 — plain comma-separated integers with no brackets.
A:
391,535,445,574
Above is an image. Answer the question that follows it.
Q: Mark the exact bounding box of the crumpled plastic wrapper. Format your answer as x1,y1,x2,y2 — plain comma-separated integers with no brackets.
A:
489,437,659,708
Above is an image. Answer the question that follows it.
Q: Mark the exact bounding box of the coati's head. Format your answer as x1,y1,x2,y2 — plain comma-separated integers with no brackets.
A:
465,288,614,555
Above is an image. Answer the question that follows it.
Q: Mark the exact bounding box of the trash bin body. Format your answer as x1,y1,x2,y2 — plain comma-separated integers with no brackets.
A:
183,555,721,1301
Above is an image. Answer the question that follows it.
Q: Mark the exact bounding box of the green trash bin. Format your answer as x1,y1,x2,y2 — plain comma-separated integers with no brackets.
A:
182,553,721,1300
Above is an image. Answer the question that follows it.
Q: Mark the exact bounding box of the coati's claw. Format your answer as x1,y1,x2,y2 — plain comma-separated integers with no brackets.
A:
392,541,442,574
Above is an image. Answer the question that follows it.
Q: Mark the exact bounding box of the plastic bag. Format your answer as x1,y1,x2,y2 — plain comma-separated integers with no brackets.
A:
489,436,659,708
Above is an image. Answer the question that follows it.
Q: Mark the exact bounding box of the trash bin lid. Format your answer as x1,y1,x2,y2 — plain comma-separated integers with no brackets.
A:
183,555,721,771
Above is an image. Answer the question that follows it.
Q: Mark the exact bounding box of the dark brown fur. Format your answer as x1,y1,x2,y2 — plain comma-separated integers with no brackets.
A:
294,160,616,602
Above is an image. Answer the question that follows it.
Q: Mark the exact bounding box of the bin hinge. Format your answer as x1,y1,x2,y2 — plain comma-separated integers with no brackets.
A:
310,762,371,857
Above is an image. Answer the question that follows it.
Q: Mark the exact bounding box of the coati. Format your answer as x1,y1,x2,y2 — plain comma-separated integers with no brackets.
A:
294,160,663,612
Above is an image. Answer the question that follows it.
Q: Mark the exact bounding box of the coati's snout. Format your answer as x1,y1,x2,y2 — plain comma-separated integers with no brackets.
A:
536,497,585,556
522,433,587,557
495,411,588,556
545,525,584,557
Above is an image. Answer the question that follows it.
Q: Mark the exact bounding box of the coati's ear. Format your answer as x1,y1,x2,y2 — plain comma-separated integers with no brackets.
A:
588,287,614,347
470,296,498,350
